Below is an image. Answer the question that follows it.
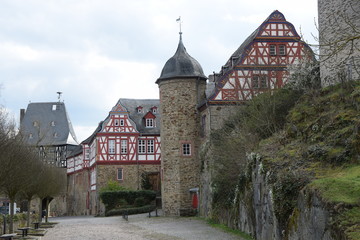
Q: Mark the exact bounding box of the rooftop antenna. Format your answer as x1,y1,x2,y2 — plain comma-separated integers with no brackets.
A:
176,16,182,38
57,91,62,102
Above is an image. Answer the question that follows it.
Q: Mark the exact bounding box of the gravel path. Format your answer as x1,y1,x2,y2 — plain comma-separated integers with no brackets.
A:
40,213,243,240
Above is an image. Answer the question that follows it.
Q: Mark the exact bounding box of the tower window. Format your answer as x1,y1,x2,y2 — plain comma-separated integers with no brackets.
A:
182,143,191,156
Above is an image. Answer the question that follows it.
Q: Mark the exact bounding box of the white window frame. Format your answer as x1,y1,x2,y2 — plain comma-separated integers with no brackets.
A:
117,168,123,180
279,45,286,56
121,140,127,154
138,139,146,154
114,119,119,126
120,119,125,126
269,44,277,56
182,143,191,156
108,139,116,154
147,140,154,153
146,118,154,128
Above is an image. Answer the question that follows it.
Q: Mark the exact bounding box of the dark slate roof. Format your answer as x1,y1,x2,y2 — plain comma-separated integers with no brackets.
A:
157,33,207,83
67,144,83,158
108,99,160,135
20,102,78,146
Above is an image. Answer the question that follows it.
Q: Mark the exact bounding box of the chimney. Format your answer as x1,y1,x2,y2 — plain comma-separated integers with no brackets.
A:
20,109,25,124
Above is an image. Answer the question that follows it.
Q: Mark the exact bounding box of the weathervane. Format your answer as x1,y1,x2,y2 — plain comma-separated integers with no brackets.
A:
57,91,62,102
176,16,182,35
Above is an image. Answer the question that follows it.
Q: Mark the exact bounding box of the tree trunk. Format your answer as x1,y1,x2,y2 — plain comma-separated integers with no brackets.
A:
45,198,49,223
26,199,31,227
9,200,14,233
38,198,43,223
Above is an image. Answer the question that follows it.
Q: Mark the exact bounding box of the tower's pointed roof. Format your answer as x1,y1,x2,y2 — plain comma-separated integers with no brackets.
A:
156,33,207,83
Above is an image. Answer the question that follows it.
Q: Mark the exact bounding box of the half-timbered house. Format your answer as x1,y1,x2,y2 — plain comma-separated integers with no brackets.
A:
67,98,161,215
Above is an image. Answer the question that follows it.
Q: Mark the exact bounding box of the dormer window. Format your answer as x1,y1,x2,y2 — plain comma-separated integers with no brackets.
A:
53,132,58,138
52,104,60,111
33,121,38,127
146,119,154,128
151,107,158,114
50,121,55,127
29,133,33,139
137,106,143,113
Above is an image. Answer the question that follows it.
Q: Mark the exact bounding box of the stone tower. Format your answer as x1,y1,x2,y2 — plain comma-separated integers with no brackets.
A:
156,33,207,216
318,0,360,86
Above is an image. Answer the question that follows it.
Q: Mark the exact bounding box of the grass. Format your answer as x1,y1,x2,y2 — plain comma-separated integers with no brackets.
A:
310,165,360,204
206,219,254,240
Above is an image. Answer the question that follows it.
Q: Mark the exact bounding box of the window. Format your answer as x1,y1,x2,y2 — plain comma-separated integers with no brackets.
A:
108,140,116,154
117,168,123,180
121,140,127,154
146,118,154,128
152,107,157,114
269,44,276,56
114,119,119,126
137,107,143,113
52,104,60,111
252,75,268,88
147,140,154,153
138,140,146,154
182,143,191,156
120,119,125,126
201,115,206,137
53,132,58,138
33,121,38,127
29,133,33,139
85,149,90,160
50,121,55,127
279,45,286,55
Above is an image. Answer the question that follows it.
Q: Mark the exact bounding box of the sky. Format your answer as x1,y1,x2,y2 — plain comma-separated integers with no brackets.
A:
0,0,319,143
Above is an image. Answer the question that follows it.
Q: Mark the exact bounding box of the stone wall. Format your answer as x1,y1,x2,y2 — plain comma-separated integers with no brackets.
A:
319,0,360,86
67,170,90,216
95,163,160,216
159,77,206,216
199,104,244,218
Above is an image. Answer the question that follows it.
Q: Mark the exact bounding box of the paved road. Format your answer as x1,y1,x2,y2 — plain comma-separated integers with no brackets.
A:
41,213,243,240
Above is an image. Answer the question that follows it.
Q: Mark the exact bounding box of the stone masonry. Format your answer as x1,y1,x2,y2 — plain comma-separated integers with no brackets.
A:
159,78,206,216
319,0,360,86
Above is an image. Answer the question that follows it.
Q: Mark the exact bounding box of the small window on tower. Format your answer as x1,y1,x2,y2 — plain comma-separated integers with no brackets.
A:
182,143,191,156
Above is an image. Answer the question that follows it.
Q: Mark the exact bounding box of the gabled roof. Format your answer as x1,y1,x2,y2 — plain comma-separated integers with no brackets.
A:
20,102,78,146
108,99,161,135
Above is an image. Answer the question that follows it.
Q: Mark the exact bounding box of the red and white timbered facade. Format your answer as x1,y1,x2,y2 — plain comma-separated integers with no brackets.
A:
209,10,314,103
67,99,161,194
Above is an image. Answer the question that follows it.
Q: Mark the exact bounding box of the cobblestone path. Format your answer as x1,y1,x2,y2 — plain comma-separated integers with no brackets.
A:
41,213,243,240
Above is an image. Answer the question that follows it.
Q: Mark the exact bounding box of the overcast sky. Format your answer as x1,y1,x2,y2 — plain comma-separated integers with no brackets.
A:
0,0,318,142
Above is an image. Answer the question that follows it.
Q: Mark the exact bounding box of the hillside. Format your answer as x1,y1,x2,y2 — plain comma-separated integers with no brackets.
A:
206,81,360,239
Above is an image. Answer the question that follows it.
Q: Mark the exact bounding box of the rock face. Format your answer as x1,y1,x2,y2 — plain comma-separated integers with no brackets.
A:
232,158,343,240
288,190,336,240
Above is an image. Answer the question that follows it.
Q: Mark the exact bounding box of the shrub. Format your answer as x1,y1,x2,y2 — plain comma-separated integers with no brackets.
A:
105,205,156,217
134,197,145,207
100,190,156,212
